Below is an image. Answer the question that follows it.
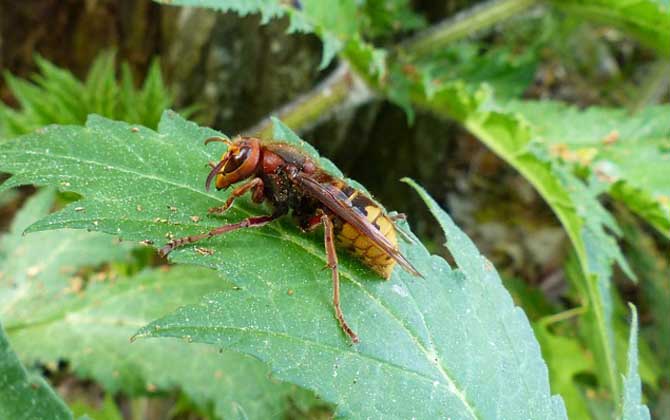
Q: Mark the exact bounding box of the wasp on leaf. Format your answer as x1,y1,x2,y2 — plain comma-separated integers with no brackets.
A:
160,136,422,343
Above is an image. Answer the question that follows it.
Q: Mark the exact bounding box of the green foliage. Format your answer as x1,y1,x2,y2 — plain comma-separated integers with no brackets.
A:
549,0,670,56
503,101,670,240
0,323,72,420
397,75,633,412
360,0,426,38
0,188,132,324
155,0,359,68
153,0,423,69
0,51,175,138
534,323,593,420
0,112,566,418
69,395,123,420
0,188,322,418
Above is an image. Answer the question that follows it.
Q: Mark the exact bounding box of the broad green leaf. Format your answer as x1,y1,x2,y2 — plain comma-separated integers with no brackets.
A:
0,323,72,420
503,101,670,240
7,265,323,419
0,112,566,418
0,189,322,419
0,188,132,324
404,78,630,409
549,0,670,56
621,304,651,420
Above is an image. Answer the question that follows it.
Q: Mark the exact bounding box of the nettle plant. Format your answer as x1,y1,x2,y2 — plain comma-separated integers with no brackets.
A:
1,1,669,419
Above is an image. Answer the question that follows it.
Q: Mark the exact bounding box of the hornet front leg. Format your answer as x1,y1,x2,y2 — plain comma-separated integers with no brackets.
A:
159,212,280,257
208,177,264,215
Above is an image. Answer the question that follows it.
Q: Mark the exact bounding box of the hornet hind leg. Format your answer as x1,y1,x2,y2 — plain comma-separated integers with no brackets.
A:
321,214,359,343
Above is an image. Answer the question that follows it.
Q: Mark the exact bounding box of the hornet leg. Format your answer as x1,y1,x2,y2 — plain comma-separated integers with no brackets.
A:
208,177,264,215
160,213,279,257
321,214,359,343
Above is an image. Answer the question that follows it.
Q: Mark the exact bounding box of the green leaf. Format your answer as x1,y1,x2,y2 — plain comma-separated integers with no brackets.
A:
549,0,670,56
503,101,670,240
153,0,365,69
8,265,323,419
0,112,566,418
411,41,538,100
0,188,132,324
0,322,72,420
621,304,651,420
0,189,322,419
406,79,631,408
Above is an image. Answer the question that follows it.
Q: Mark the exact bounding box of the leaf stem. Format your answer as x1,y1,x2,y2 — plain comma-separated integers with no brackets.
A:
243,62,372,137
538,306,587,326
397,0,539,57
631,59,670,112
244,0,537,135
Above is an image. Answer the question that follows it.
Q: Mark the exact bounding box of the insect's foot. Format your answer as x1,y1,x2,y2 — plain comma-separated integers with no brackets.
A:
207,206,228,215
159,243,174,257
343,325,359,344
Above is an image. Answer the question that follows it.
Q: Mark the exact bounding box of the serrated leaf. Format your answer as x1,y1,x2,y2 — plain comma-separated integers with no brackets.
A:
84,50,119,118
503,101,670,240
0,112,566,418
621,304,651,420
0,188,321,419
549,0,670,56
69,395,123,420
0,51,177,139
395,76,631,413
0,322,72,420
154,0,364,69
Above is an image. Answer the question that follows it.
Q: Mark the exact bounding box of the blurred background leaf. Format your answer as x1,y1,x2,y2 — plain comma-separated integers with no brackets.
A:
0,323,73,420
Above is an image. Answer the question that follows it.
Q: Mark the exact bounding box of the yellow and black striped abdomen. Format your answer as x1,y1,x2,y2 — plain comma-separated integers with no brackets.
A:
334,190,398,279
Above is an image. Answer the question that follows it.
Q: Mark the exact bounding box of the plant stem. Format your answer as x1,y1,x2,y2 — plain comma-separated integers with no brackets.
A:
632,59,670,112
538,306,587,326
398,0,538,57
245,0,535,135
244,63,372,137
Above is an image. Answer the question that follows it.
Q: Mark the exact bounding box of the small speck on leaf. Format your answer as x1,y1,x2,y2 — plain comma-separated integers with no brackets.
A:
195,246,215,256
